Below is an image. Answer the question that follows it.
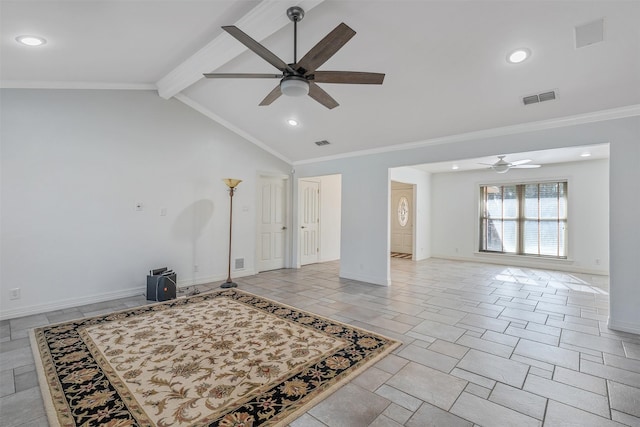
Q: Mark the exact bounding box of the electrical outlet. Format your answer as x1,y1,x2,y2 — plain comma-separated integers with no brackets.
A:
160,208,167,216
9,288,20,300
193,265,199,272
595,259,601,265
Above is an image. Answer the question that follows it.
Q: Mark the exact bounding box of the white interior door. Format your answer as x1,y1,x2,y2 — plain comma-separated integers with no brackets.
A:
300,179,320,265
391,184,414,254
257,177,287,272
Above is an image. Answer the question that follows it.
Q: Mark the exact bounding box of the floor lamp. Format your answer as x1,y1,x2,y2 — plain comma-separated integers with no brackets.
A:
221,178,242,288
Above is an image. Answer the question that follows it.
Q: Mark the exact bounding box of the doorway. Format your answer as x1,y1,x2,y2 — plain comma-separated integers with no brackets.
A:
297,174,342,266
257,176,288,272
390,181,415,258
300,179,320,265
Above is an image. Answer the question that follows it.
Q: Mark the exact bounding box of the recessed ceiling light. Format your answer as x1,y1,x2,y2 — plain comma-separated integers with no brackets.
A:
451,165,459,170
580,152,592,157
287,119,299,126
16,35,47,47
507,48,530,64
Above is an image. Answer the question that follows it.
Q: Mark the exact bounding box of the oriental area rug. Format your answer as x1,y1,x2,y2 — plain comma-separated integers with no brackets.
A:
31,289,400,427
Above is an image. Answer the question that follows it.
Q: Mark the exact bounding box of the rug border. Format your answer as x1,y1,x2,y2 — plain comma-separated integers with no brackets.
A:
31,288,403,427
30,328,64,427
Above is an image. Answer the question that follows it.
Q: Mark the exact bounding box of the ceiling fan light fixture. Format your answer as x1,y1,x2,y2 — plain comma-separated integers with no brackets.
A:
494,164,510,173
280,77,309,97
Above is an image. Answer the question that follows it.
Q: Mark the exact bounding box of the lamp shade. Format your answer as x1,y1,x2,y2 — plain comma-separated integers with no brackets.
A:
280,77,309,97
222,178,242,189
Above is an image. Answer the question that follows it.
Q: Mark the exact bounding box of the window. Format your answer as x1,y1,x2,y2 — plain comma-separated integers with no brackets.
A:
397,196,409,227
480,181,567,258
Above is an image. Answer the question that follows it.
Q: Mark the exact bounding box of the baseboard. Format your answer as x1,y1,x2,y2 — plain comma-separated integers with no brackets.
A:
431,254,609,276
607,317,640,335
339,270,390,286
177,269,257,289
1,270,258,321
0,287,146,321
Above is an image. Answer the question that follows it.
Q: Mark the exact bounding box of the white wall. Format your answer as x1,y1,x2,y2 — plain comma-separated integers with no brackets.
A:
609,137,640,334
319,174,341,262
430,159,609,274
294,115,640,333
390,167,431,261
0,89,290,319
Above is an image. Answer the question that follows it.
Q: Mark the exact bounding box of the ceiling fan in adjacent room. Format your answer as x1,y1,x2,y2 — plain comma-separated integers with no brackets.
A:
203,6,385,109
480,156,542,173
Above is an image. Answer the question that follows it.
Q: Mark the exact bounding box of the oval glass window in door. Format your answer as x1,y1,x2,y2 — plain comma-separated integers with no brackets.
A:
397,196,409,227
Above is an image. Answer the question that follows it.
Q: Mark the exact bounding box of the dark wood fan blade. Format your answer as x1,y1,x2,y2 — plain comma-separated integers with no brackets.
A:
259,85,282,106
222,26,294,73
308,82,339,109
312,71,385,84
295,23,356,74
203,73,282,79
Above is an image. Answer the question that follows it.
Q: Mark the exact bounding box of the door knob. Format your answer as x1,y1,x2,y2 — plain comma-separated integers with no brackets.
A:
301,226,306,229
282,226,287,230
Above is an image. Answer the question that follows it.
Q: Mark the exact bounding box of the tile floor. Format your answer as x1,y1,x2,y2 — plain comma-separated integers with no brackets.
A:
1,258,640,426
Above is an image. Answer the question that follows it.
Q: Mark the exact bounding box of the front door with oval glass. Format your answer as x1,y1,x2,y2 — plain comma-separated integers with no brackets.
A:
390,184,413,255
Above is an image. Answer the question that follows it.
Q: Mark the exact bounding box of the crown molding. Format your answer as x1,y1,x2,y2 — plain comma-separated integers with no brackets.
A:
156,0,325,100
292,104,640,166
175,93,291,165
0,80,156,90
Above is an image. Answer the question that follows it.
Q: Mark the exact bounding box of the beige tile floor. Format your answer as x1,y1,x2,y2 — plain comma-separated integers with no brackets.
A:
1,258,640,426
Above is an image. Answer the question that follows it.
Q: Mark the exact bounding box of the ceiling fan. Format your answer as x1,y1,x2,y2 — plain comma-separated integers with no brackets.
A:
203,6,385,109
480,156,542,173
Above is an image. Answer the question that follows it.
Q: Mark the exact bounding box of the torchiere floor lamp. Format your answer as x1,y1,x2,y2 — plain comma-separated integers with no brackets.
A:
221,178,242,288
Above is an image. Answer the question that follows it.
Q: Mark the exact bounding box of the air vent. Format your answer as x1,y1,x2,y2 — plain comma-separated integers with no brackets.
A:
538,91,556,102
314,140,330,146
234,258,244,270
523,90,557,105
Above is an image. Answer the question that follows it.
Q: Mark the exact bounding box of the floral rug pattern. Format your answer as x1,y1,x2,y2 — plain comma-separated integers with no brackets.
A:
32,289,400,426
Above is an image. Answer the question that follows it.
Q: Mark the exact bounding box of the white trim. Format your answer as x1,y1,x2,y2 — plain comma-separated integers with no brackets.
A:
0,81,156,90
0,270,257,320
0,287,145,321
431,254,608,276
339,270,389,287
293,104,640,166
155,0,325,99
607,317,640,335
175,93,291,164
177,269,256,289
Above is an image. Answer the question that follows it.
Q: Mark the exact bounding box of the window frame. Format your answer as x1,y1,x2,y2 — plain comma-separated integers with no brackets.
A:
478,180,568,259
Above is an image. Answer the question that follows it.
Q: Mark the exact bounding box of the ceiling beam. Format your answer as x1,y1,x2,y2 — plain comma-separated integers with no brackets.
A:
156,0,325,100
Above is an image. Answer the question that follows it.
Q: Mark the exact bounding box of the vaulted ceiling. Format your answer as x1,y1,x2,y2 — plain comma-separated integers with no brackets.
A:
2,1,639,165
